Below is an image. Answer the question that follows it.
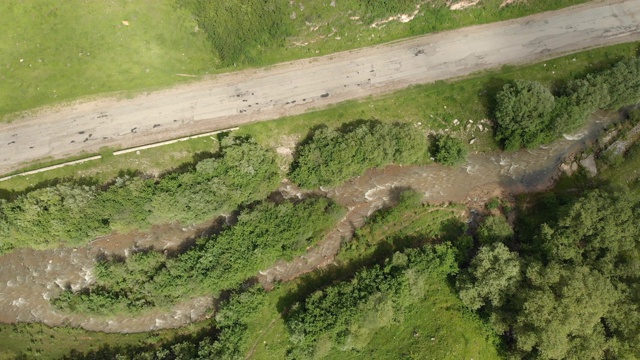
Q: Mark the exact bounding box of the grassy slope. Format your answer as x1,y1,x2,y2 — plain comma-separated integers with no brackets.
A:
244,201,498,359
261,0,587,66
240,277,499,360
2,42,637,193
0,0,587,120
0,0,217,119
0,321,210,360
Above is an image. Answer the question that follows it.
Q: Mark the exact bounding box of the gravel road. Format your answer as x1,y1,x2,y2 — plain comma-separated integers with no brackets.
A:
1,0,639,175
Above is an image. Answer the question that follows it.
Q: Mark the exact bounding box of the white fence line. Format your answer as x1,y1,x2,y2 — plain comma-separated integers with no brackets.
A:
0,127,239,182
112,128,239,155
0,155,102,182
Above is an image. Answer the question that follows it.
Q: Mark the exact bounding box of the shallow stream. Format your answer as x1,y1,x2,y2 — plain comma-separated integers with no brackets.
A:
0,111,618,332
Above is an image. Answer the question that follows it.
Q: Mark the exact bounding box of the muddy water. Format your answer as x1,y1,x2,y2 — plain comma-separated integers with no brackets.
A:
0,111,618,332
258,111,618,284
0,221,220,333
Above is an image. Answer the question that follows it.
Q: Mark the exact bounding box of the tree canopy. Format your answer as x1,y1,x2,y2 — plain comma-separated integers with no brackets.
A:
494,80,556,150
289,120,429,188
459,188,640,359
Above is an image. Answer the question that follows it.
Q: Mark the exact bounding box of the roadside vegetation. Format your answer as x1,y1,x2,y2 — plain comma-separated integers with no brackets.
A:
2,43,636,194
1,0,588,120
494,57,640,150
0,137,279,253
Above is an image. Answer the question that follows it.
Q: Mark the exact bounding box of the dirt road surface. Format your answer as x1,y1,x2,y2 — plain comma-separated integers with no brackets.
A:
1,0,639,175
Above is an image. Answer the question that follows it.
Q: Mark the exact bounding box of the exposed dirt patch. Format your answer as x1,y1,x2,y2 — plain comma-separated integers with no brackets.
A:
448,0,481,11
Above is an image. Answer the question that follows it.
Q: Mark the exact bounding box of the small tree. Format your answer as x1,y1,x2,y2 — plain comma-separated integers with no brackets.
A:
432,134,467,166
494,80,555,150
477,215,513,245
457,243,521,310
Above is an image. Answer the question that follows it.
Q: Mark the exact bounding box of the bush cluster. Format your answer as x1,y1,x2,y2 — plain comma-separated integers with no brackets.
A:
0,137,280,253
285,244,458,357
289,120,429,188
52,197,343,314
432,134,467,165
494,57,640,150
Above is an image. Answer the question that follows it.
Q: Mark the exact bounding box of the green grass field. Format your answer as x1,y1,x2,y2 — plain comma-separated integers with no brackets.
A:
0,321,212,360
1,0,587,120
0,1,218,119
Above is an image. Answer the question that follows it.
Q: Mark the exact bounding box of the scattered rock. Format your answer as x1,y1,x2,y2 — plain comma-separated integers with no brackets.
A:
469,138,476,144
559,162,575,175
122,20,129,26
580,155,598,177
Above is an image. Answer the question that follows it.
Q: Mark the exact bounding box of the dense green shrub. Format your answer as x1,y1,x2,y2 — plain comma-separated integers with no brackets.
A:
432,134,467,165
494,57,640,150
0,137,280,253
476,215,513,245
457,242,521,310
52,197,344,314
596,57,640,109
179,0,292,65
289,120,429,188
285,244,458,357
494,80,556,150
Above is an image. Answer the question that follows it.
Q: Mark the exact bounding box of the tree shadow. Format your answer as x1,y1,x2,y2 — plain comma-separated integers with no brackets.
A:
60,323,219,360
479,76,509,124
155,150,218,179
335,118,382,134
0,175,103,202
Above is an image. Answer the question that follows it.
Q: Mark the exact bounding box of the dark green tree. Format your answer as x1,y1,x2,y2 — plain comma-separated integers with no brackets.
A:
494,80,556,150
476,215,513,245
513,264,618,360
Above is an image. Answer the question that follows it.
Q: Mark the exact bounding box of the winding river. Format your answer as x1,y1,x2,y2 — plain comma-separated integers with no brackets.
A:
0,111,619,333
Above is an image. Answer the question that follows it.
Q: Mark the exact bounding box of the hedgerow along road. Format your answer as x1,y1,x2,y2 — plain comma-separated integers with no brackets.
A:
1,0,639,175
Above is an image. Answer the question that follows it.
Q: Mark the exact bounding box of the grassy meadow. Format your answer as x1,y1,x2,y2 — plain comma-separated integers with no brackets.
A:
0,1,218,119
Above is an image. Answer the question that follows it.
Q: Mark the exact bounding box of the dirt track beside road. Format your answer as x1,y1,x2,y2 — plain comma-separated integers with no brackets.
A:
1,0,639,175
